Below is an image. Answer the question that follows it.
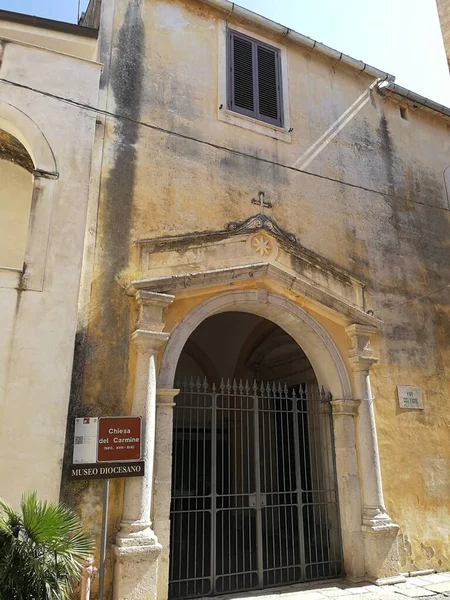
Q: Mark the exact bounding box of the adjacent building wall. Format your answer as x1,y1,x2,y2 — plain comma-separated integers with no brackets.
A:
0,18,101,507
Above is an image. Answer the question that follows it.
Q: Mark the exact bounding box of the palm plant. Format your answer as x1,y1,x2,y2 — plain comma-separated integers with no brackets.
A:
0,491,93,600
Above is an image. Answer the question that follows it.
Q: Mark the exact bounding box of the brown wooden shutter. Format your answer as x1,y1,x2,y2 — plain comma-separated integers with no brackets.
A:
257,45,281,124
231,34,254,115
228,30,283,127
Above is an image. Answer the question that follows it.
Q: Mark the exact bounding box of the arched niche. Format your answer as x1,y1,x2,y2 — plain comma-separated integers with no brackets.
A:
0,101,58,289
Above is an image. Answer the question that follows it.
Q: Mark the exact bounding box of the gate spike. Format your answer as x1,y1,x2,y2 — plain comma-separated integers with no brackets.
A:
220,378,225,392
266,381,271,395
195,376,201,390
226,377,231,393
188,376,194,391
283,382,288,397
202,377,208,391
245,380,250,394
212,381,216,393
238,379,244,393
260,381,265,395
232,379,238,392
253,380,258,394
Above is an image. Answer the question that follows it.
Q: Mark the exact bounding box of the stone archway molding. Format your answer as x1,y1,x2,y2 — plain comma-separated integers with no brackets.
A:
0,100,57,175
159,288,352,400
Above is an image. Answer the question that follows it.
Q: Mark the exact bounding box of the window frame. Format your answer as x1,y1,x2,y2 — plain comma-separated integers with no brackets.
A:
227,29,284,128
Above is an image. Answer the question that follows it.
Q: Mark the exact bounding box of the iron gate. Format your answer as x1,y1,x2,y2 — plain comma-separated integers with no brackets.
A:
169,379,342,599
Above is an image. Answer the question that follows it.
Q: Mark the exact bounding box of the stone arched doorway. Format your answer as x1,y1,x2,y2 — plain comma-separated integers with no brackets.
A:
114,286,401,600
151,290,365,600
168,310,343,598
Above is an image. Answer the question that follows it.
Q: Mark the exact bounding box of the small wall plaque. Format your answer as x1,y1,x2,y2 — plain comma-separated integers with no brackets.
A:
397,385,423,409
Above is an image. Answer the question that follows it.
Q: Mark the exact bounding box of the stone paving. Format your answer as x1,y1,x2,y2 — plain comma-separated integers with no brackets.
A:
209,573,450,600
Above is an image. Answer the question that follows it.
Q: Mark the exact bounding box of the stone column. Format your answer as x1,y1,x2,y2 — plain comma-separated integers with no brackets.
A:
153,389,180,600
331,398,365,582
114,291,174,600
346,325,403,585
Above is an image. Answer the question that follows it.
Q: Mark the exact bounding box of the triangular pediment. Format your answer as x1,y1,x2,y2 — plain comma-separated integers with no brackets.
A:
130,215,379,327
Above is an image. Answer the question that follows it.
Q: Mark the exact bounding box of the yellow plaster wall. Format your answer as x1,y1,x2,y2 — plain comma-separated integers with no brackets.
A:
71,0,450,585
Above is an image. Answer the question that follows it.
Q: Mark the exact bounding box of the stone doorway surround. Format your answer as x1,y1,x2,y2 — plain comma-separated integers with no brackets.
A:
112,220,404,599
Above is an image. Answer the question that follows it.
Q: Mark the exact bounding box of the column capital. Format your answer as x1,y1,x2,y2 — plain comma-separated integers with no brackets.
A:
349,355,379,372
346,323,378,371
331,398,360,417
132,290,175,332
156,388,180,407
345,324,378,338
131,329,169,354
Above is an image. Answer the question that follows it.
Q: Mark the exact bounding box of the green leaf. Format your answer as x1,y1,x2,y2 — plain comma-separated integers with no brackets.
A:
0,491,93,600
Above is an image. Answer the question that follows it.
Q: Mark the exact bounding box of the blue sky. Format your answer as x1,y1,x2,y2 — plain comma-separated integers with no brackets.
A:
2,0,450,105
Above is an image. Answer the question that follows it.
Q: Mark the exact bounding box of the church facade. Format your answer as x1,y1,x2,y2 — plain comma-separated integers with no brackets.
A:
68,0,450,597
1,1,450,599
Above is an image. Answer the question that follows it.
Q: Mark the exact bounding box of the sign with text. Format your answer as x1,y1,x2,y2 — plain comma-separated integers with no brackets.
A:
69,461,145,481
397,385,424,409
71,416,144,481
73,417,99,464
97,417,142,462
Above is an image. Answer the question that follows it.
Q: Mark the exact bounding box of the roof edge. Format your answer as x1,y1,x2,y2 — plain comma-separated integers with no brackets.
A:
199,0,450,121
199,0,395,82
0,9,98,38
380,82,450,119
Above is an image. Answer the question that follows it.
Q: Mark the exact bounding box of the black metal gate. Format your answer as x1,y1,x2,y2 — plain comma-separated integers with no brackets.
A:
169,379,342,599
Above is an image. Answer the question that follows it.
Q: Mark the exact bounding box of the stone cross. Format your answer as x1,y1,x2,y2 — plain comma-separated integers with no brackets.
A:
251,191,272,213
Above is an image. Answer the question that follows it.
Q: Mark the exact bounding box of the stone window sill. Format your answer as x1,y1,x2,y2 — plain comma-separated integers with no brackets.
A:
218,108,292,143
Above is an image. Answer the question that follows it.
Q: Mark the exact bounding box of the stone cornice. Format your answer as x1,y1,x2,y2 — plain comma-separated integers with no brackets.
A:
127,263,381,328
136,227,365,288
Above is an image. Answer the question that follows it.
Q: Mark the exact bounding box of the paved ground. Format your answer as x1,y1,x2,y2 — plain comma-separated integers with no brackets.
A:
210,573,450,600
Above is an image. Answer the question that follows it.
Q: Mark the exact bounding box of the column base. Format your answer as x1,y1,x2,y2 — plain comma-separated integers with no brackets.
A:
113,532,162,600
361,523,405,584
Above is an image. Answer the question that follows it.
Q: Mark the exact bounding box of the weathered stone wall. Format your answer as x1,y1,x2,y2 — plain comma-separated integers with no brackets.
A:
68,0,450,591
437,0,450,68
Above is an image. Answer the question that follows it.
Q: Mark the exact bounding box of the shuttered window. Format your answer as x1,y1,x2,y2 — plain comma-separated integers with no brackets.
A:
228,30,283,127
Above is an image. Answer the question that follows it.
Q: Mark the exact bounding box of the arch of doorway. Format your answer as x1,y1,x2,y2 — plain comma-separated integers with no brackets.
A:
159,288,352,400
153,289,366,600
